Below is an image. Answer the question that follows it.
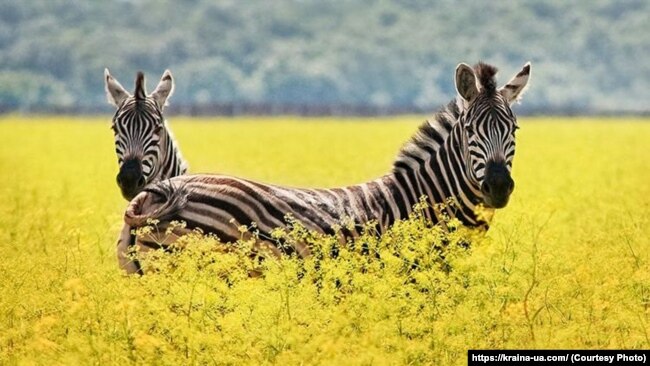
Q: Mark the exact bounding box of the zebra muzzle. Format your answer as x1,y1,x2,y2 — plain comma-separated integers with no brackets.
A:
117,159,146,200
481,162,514,209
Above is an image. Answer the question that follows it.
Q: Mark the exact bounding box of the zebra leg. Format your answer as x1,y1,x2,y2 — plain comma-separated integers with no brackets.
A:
116,223,143,275
117,222,188,275
136,229,184,251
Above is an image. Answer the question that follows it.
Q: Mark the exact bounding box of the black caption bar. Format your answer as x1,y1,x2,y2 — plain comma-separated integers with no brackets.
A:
468,350,649,365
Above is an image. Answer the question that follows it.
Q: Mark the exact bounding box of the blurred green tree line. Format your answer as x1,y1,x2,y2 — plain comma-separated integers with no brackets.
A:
0,0,647,114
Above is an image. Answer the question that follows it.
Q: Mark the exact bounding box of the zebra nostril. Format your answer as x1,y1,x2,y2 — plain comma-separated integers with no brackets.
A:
137,176,146,188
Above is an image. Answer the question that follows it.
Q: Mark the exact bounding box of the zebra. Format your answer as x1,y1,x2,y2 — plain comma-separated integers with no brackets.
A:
117,61,531,274
104,69,188,200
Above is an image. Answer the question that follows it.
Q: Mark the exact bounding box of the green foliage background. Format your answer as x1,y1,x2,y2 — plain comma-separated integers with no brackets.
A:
0,0,648,113
0,116,648,364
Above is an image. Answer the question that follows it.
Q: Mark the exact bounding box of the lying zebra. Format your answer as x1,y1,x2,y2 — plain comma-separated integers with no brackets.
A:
117,61,531,274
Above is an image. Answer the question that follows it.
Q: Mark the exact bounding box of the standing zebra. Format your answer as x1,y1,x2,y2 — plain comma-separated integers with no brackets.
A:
118,61,531,274
104,69,188,200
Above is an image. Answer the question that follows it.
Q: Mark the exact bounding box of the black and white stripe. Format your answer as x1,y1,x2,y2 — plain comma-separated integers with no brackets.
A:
105,69,188,200
117,62,531,273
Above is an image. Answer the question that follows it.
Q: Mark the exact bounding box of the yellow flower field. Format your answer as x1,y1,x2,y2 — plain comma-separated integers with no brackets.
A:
0,116,648,365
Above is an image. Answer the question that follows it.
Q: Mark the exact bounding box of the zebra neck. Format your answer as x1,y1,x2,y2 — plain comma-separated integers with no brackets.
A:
156,122,189,181
383,124,487,228
430,126,486,225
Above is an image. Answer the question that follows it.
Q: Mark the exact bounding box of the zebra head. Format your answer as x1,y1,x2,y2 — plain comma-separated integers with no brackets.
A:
105,69,175,200
455,62,531,209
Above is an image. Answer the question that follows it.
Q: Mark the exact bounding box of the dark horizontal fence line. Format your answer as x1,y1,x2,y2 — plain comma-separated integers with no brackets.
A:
169,103,427,117
0,103,648,117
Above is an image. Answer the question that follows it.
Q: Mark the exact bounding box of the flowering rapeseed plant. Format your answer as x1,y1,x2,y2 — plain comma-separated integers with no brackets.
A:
0,117,648,365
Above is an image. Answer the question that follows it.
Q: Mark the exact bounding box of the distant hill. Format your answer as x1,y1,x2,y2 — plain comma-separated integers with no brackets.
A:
0,0,648,115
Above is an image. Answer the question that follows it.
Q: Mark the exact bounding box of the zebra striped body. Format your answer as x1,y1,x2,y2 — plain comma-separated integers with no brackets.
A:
118,62,531,274
105,69,188,200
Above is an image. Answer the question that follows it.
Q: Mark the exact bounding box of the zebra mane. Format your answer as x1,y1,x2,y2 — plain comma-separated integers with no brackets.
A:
134,71,146,101
162,119,190,175
475,62,498,95
393,100,460,169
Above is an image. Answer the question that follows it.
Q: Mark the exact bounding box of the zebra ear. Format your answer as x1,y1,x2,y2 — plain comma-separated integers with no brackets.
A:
150,70,174,108
499,62,531,104
455,63,479,103
104,68,130,107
